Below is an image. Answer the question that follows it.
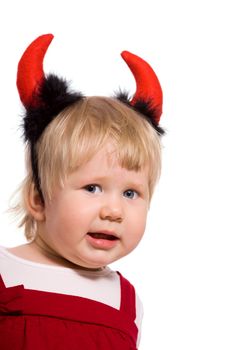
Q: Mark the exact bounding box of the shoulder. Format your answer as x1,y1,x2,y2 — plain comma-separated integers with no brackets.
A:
0,245,13,264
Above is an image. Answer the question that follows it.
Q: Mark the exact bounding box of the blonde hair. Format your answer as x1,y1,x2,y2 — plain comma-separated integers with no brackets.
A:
13,96,162,240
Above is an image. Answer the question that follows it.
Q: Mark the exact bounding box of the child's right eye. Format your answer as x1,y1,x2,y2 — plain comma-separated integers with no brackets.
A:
84,184,102,194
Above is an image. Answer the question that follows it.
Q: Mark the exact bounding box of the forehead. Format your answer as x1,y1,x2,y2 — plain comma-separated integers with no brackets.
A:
69,143,149,182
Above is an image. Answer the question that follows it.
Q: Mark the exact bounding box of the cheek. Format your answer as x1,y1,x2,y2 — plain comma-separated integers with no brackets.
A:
126,205,148,239
137,202,148,222
45,195,99,231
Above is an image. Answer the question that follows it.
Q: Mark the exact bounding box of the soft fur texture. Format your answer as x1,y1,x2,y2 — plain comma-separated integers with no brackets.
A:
116,90,165,136
23,74,83,201
23,74,84,144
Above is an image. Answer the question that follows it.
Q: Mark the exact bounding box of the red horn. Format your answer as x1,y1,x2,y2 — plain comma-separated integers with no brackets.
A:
121,50,163,123
16,34,54,107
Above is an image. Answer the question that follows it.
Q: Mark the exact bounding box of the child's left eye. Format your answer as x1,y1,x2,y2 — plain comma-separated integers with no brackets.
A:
123,189,138,199
84,184,102,193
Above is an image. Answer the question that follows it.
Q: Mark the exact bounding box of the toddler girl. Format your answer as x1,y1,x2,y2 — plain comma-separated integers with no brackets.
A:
0,34,164,349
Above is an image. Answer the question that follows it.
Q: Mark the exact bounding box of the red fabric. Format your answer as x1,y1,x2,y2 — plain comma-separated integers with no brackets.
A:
121,50,163,122
0,273,138,349
17,34,54,107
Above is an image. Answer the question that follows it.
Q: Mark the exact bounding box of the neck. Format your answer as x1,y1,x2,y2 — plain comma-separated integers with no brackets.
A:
27,237,104,272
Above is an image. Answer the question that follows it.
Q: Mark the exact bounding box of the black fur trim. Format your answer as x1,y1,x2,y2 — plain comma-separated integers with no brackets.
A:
115,90,165,136
23,74,84,144
22,74,84,201
30,143,44,204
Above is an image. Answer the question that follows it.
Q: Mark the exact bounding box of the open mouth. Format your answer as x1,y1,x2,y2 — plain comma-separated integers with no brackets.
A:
87,232,119,241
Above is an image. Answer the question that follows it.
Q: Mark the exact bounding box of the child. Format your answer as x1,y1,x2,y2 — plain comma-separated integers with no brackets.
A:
0,34,164,349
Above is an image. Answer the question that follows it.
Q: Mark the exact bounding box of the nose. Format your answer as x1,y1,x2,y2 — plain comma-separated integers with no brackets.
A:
99,196,124,223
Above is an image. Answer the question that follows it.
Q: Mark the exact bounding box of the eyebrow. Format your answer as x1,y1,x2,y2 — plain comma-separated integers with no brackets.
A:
84,175,148,190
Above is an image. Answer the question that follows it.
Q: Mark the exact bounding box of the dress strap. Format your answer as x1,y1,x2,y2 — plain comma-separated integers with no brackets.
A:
0,274,6,290
118,272,136,321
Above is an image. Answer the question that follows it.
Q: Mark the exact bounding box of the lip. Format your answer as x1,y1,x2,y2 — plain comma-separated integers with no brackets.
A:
86,230,119,250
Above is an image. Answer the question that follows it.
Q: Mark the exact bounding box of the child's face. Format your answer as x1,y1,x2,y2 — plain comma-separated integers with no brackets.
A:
37,143,150,269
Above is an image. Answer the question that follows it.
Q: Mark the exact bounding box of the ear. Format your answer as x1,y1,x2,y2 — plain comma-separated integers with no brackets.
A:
27,183,46,221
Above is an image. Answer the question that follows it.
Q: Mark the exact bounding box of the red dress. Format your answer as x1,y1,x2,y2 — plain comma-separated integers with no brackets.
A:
0,273,138,349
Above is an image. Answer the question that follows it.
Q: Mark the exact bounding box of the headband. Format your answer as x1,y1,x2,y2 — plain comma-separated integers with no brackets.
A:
16,34,164,199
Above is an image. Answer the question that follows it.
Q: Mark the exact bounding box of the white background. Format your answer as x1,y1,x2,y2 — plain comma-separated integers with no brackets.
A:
0,1,233,349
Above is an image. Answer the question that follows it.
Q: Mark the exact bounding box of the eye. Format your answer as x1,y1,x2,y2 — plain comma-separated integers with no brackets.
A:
84,184,102,194
123,189,138,199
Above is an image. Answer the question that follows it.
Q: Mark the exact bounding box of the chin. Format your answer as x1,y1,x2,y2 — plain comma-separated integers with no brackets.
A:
82,257,115,270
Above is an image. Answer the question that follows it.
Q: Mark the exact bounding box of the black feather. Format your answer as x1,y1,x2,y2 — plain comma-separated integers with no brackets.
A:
115,90,132,105
22,74,84,201
23,74,84,143
115,90,165,136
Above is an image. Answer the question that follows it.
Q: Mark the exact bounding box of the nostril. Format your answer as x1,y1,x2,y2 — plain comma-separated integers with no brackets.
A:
99,206,123,222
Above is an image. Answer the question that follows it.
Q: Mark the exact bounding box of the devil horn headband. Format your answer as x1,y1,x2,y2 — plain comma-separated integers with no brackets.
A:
17,34,164,200
17,33,164,144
